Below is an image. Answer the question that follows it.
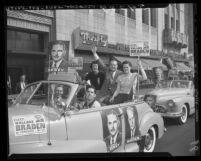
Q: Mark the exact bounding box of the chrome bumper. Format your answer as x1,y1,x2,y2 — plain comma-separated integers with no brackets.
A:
157,112,182,118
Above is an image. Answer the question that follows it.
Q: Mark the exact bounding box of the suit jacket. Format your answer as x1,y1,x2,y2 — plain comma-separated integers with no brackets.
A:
44,59,68,79
50,59,68,71
104,132,122,152
15,81,27,94
97,57,123,96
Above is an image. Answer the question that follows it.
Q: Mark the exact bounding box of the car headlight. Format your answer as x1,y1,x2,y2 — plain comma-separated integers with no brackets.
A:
167,100,175,107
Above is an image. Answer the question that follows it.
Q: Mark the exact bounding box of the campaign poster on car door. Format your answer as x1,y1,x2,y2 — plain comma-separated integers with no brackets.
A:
122,105,141,144
101,108,122,152
45,40,69,76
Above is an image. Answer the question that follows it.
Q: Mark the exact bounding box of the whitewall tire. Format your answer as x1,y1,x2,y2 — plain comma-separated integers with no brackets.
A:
143,126,156,152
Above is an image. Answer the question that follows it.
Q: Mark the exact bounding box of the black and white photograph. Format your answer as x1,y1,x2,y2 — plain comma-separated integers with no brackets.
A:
6,3,199,158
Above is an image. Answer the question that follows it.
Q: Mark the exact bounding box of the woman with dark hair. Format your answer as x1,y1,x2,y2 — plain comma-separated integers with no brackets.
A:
85,60,105,91
109,60,147,104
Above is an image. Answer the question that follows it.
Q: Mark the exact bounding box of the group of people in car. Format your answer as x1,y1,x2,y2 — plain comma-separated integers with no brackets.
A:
70,46,148,110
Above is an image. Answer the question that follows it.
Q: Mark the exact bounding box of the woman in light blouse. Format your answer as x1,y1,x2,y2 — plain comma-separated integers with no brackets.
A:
109,60,147,104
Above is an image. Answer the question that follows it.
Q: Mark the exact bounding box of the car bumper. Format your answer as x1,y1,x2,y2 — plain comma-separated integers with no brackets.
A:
157,112,182,118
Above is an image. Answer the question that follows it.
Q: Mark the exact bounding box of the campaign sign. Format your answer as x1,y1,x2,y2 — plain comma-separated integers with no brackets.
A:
101,108,122,152
68,57,83,70
45,40,69,76
123,105,141,144
12,114,47,136
130,41,150,57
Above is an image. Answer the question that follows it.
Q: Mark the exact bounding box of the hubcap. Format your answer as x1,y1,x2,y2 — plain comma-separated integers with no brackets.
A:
145,130,153,150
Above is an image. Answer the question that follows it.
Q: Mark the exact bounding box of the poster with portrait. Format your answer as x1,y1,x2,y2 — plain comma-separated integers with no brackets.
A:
101,108,122,152
45,40,70,76
123,105,141,144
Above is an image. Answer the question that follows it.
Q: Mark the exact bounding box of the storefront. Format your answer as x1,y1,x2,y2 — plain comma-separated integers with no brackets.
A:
7,10,55,94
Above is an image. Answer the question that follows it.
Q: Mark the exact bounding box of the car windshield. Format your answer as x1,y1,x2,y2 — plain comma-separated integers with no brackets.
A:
15,82,71,108
171,80,189,88
156,81,171,88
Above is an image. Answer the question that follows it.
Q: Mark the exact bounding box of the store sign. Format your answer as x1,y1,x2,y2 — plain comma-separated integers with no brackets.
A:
68,57,83,70
130,42,150,57
80,30,108,47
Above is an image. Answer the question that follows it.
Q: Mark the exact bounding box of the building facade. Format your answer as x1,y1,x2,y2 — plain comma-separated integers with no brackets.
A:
6,4,194,93
7,9,55,94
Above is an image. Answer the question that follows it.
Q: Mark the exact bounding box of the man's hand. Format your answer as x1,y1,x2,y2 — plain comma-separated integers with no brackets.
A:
137,59,143,68
91,45,97,54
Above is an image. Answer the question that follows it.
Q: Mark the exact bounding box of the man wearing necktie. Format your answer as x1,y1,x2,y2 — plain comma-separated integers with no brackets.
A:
48,41,68,74
91,46,123,104
104,110,122,152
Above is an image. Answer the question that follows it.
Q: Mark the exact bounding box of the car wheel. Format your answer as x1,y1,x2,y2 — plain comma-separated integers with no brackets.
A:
178,104,188,125
143,126,156,152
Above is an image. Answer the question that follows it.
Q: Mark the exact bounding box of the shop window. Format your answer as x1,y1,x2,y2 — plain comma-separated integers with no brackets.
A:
176,19,180,31
115,9,125,16
127,8,135,20
171,17,175,29
7,30,44,52
150,8,157,27
142,9,149,25
165,14,169,29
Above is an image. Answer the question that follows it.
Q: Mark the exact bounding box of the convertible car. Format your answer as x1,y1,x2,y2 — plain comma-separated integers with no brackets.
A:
144,80,195,125
8,73,165,155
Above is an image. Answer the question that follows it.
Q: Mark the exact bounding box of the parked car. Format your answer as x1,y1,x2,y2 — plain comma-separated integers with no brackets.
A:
144,80,195,125
8,73,165,155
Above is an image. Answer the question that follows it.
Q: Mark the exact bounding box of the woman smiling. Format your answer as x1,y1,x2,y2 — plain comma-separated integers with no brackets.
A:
109,60,147,104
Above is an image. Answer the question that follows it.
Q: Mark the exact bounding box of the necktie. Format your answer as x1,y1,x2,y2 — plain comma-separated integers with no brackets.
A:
112,137,114,144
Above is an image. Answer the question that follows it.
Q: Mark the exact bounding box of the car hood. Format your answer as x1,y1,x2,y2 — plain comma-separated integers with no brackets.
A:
8,104,48,144
147,88,189,97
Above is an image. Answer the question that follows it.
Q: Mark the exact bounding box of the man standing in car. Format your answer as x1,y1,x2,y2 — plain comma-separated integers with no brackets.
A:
91,46,123,104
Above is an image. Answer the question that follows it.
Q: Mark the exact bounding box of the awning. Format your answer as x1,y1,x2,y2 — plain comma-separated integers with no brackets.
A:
113,56,167,70
141,59,168,71
176,62,191,72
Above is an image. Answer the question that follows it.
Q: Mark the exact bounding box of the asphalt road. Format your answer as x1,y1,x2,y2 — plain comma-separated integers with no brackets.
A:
154,115,197,156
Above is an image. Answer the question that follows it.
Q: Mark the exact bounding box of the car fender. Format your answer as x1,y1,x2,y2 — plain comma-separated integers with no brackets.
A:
170,96,192,113
9,140,107,155
139,111,164,139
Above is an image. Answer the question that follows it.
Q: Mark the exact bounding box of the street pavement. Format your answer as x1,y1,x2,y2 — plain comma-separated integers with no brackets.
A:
154,115,197,156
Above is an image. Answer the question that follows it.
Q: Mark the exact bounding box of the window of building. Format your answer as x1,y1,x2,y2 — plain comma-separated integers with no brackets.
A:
176,19,180,31
7,30,44,52
171,17,175,29
115,9,125,16
150,8,157,27
142,9,149,25
165,14,169,29
127,8,136,20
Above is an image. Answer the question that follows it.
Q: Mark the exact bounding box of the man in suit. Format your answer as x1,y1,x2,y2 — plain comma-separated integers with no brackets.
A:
48,41,68,74
15,74,27,94
50,85,67,114
104,110,122,152
91,46,123,104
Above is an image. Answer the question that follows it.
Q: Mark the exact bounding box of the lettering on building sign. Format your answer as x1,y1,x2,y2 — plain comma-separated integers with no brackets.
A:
7,10,52,25
80,31,108,47
7,18,50,32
